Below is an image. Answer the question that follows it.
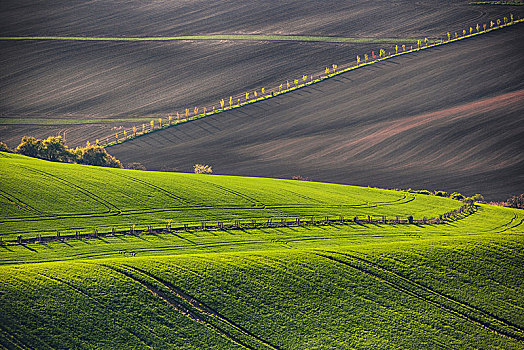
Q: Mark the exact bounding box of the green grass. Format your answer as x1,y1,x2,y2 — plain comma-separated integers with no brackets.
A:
1,153,523,348
1,230,522,349
0,34,425,44
0,152,462,241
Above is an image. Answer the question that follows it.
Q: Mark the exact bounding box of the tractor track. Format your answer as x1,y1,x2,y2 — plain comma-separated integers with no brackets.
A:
17,165,120,214
101,264,271,350
113,172,191,204
315,251,524,342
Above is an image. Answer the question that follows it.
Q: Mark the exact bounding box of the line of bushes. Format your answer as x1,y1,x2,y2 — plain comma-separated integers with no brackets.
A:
0,137,122,168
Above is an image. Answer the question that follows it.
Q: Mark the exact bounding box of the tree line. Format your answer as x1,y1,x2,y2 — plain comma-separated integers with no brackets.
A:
0,136,122,168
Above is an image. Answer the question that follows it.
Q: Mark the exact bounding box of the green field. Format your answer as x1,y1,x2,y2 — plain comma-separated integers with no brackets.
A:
1,153,523,349
0,152,464,241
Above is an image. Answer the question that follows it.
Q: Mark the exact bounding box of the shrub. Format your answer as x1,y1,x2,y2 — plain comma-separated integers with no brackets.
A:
450,192,465,201
506,194,524,209
470,193,485,203
75,145,123,168
15,136,73,162
0,141,12,153
15,136,43,158
127,162,147,170
292,175,310,181
414,190,431,195
434,191,449,197
194,164,212,174
41,136,73,162
407,215,413,224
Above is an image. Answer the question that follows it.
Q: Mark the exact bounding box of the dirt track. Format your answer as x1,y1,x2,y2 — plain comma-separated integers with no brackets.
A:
108,24,524,201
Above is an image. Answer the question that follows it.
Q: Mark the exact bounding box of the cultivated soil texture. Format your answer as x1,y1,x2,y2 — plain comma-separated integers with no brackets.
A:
108,24,524,201
1,0,523,146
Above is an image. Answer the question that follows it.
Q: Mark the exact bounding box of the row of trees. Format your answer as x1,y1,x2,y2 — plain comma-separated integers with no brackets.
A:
1,136,122,168
97,14,518,148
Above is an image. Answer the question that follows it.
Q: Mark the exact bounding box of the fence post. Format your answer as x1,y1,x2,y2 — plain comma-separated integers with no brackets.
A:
184,224,189,231
17,235,22,244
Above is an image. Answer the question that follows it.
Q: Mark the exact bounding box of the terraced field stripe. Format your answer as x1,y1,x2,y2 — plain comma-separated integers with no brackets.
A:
0,35,423,44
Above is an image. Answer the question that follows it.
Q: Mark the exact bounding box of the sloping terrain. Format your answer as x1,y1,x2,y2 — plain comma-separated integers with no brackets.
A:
1,208,523,349
1,154,523,349
0,152,461,240
108,24,524,201
1,0,522,146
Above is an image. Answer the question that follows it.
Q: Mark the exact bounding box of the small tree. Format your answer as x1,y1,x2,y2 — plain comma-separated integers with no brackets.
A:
450,192,465,201
15,136,42,157
0,141,12,153
506,194,524,209
76,145,122,168
193,164,212,174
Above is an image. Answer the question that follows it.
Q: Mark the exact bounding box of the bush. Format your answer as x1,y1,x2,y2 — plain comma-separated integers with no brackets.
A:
0,141,12,153
75,145,123,168
470,193,485,203
414,190,431,195
194,164,212,174
15,136,43,158
292,175,310,181
450,192,465,201
14,136,123,168
434,191,449,197
126,162,147,170
506,194,524,209
15,136,73,162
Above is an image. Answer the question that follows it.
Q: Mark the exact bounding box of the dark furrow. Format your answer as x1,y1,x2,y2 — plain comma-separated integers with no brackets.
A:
101,264,256,350
0,190,41,215
315,252,524,342
189,178,266,207
329,251,524,334
122,265,280,350
0,324,34,350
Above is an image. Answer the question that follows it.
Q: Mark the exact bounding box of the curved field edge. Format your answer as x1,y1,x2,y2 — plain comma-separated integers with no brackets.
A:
0,152,465,240
103,19,524,148
0,203,522,265
0,231,523,349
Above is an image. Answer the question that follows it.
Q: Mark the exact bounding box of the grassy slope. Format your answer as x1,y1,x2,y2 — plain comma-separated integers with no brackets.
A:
1,226,523,349
108,23,524,201
0,155,523,349
0,152,461,240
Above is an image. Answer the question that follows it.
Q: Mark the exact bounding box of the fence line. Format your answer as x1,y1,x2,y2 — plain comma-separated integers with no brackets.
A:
97,15,522,148
3,202,477,245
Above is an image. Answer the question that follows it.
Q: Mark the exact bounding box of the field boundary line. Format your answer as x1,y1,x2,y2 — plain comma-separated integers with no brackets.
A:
103,18,523,148
2,202,475,244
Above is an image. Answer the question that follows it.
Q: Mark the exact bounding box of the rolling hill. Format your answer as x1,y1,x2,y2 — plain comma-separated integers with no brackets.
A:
0,156,523,349
0,152,463,241
107,23,524,201
1,0,522,147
